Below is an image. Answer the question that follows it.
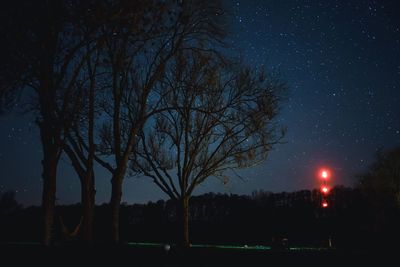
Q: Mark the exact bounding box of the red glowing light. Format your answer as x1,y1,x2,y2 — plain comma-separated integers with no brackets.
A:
319,168,331,180
321,186,329,194
322,201,328,208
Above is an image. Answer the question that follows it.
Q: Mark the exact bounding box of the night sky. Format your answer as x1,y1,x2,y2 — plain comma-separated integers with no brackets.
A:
1,0,399,206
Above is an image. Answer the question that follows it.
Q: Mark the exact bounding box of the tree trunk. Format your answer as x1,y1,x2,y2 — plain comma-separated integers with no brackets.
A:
39,86,59,246
81,172,95,244
109,129,137,244
178,196,190,247
38,16,59,246
110,175,123,244
41,152,58,246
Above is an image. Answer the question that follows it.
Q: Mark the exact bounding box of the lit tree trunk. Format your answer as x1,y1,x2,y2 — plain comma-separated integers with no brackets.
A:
109,126,139,244
39,47,59,246
110,174,123,244
63,143,96,244
41,152,58,246
178,196,190,247
81,171,95,243
81,49,96,244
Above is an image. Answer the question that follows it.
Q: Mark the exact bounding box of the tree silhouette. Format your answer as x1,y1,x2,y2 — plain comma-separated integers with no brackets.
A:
95,0,226,243
0,0,101,245
0,191,21,215
1,0,226,245
62,44,101,244
359,147,400,209
131,50,286,246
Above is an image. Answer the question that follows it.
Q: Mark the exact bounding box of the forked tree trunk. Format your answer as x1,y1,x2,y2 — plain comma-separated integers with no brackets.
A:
109,127,138,244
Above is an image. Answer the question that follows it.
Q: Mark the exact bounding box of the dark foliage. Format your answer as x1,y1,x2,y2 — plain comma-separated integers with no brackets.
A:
1,186,398,250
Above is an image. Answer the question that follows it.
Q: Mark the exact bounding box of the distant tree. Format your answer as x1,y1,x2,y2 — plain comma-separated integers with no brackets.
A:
131,50,286,247
0,191,21,215
358,147,400,209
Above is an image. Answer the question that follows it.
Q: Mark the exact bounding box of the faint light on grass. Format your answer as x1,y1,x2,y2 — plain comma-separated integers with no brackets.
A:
127,242,165,247
289,247,331,251
128,242,271,250
126,242,332,252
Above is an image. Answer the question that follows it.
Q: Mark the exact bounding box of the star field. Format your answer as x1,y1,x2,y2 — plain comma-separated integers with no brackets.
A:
0,0,399,205
229,0,400,191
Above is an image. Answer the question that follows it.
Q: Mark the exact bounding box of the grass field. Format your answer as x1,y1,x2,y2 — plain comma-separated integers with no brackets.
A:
1,241,389,266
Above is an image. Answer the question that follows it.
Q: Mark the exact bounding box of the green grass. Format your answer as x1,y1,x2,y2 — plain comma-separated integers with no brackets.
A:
127,242,331,251
1,241,333,252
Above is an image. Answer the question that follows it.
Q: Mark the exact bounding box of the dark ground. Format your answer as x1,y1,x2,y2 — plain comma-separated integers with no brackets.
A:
0,243,394,267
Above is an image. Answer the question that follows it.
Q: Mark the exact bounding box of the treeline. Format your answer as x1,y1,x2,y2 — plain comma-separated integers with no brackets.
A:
1,186,399,250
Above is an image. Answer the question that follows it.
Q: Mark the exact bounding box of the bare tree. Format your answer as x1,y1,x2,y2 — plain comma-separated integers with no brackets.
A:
0,0,227,245
0,0,99,245
93,0,226,243
131,51,286,246
62,44,101,244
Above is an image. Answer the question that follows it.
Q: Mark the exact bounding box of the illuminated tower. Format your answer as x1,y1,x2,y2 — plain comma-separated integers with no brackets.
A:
319,169,330,208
